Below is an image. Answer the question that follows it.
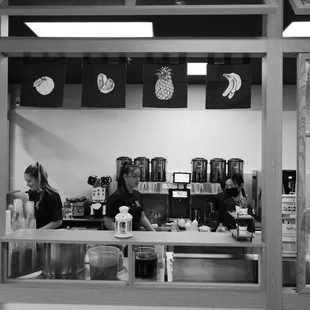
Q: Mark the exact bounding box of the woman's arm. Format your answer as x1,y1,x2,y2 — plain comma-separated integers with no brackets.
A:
140,212,156,232
104,217,116,230
39,220,62,230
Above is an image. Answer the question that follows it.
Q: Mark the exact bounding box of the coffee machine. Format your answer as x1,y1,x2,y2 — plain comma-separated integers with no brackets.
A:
169,172,191,221
87,175,111,217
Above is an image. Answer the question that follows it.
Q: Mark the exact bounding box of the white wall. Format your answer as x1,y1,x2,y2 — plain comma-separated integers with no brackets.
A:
9,84,301,201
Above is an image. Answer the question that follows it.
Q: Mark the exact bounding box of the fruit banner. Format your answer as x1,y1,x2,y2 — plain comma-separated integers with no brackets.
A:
20,60,66,107
81,62,126,108
142,64,187,108
205,64,251,109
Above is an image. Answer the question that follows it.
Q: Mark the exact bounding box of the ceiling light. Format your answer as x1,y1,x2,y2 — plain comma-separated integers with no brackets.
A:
25,22,154,38
187,63,208,75
283,21,310,37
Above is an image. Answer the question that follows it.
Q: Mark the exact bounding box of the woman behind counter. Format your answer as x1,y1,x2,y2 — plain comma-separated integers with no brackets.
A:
104,163,155,232
214,173,255,232
24,162,63,230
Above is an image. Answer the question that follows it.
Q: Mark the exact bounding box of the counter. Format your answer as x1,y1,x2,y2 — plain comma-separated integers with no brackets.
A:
0,229,264,247
0,228,302,309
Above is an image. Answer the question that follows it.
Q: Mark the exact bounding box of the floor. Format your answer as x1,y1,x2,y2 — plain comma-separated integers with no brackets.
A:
0,305,264,310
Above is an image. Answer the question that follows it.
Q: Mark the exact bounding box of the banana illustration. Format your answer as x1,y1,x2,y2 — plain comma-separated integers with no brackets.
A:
222,72,242,99
222,73,234,97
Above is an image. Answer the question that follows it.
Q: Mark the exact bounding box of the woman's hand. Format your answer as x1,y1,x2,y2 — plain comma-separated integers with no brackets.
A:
104,217,115,230
141,212,156,232
39,220,62,230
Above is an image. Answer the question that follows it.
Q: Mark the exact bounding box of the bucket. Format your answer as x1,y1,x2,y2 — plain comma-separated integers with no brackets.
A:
87,246,120,281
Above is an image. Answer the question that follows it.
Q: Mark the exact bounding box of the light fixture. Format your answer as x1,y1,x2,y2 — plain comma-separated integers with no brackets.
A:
187,63,208,76
283,21,310,37
25,22,154,38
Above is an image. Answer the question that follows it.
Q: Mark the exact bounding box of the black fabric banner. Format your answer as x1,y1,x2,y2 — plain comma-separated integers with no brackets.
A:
81,62,126,108
143,64,187,108
20,60,66,108
205,64,251,110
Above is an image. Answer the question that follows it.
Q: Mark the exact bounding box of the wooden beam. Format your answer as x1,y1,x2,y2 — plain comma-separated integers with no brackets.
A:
283,39,310,55
296,53,309,293
0,282,266,308
0,12,8,239
0,4,278,16
0,38,267,57
0,6,9,289
261,0,283,309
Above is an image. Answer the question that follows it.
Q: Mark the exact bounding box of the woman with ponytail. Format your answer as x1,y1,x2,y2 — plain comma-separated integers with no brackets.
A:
24,162,63,229
104,163,155,232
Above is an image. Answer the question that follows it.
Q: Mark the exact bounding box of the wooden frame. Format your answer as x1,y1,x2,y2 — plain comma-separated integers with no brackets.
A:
260,1,283,308
0,2,278,16
0,0,296,309
296,53,310,294
0,9,9,286
0,230,266,308
0,37,267,58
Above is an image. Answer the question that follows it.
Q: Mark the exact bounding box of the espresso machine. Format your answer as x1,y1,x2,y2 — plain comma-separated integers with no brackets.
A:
87,175,112,217
169,172,191,221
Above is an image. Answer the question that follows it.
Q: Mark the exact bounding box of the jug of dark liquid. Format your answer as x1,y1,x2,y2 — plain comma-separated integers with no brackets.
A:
135,247,158,279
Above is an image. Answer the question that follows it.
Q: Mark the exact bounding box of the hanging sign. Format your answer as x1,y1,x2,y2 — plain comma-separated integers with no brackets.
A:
20,60,66,108
81,62,127,108
143,64,188,108
206,64,251,109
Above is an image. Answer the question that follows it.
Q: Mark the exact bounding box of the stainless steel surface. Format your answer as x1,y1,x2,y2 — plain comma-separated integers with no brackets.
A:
227,158,244,176
116,156,132,181
191,157,208,183
210,158,226,184
151,157,167,182
173,254,258,283
40,242,86,279
134,157,150,182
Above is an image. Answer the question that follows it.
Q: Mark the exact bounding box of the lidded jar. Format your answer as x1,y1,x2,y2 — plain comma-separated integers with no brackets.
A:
115,206,133,238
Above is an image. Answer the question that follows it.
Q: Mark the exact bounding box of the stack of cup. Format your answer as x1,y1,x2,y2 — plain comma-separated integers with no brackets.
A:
6,210,12,235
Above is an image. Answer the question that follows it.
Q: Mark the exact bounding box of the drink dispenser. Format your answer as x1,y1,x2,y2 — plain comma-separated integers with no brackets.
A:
151,157,167,182
134,157,150,182
191,158,208,183
210,158,226,184
227,158,244,176
116,156,132,181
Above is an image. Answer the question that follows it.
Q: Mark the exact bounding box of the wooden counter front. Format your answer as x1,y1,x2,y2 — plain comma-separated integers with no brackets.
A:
0,229,264,248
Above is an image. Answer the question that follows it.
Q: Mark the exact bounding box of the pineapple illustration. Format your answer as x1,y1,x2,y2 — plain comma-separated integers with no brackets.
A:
155,66,175,100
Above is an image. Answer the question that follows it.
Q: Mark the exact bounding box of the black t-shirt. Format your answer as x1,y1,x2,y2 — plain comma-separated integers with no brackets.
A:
28,190,63,229
105,187,144,231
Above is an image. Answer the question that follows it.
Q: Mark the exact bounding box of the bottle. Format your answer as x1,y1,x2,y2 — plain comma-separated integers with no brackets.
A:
154,213,158,225
192,219,198,232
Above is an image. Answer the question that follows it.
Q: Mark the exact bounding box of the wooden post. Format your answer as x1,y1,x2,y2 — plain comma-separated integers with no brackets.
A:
296,53,308,293
0,2,9,239
261,0,283,309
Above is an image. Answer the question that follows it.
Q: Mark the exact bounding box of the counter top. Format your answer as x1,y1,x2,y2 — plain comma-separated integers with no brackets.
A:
0,229,264,248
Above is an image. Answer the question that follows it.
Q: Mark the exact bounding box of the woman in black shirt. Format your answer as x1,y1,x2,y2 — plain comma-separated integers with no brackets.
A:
24,162,63,229
214,173,255,232
105,163,155,232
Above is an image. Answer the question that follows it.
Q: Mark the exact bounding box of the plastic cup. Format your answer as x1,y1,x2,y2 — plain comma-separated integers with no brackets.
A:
87,246,120,281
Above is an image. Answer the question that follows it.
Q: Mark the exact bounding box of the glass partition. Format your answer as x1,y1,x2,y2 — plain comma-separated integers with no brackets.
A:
1,230,264,288
5,241,128,283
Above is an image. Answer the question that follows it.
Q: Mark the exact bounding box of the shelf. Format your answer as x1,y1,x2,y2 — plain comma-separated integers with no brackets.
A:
141,192,217,196
0,229,265,248
63,217,104,222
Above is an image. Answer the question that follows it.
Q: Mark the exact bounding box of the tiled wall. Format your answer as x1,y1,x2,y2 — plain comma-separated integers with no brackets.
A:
0,305,264,310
